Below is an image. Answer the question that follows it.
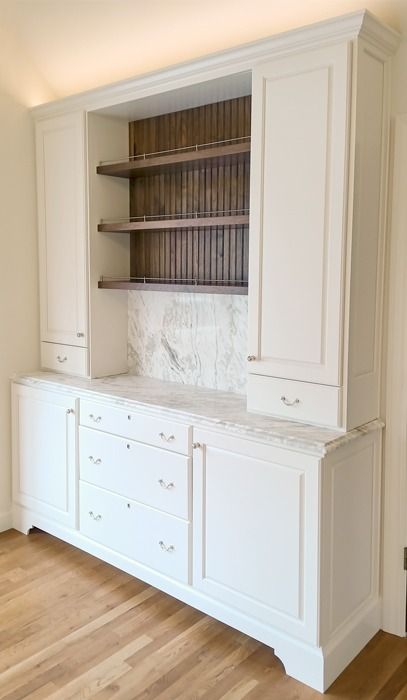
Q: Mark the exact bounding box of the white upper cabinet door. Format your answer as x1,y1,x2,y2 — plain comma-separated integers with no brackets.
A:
248,43,351,386
36,112,88,347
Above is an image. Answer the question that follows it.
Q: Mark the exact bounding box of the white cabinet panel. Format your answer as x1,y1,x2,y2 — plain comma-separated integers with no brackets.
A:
193,430,319,643
79,427,191,519
80,400,191,455
80,482,190,583
249,43,350,386
12,384,77,528
36,112,88,348
247,374,342,427
41,342,88,377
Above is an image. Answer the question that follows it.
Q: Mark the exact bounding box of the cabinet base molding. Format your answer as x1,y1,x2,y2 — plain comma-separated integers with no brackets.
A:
0,508,12,533
12,504,381,693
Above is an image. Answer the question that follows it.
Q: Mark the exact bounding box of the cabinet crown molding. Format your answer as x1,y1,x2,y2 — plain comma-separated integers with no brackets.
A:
31,10,399,121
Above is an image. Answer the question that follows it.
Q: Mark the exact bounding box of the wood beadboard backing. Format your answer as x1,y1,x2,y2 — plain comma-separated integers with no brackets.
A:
129,96,251,286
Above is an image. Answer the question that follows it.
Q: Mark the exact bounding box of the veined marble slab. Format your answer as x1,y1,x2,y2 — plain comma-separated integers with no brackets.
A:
13,372,384,457
128,291,247,394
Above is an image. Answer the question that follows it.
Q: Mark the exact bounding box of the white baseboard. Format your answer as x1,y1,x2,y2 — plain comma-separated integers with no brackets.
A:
0,509,13,532
323,598,381,689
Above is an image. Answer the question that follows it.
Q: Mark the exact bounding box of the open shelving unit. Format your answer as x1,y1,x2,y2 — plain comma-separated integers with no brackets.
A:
97,96,251,294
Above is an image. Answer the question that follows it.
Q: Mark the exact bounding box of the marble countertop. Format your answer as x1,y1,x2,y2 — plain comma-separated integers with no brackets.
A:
13,372,384,457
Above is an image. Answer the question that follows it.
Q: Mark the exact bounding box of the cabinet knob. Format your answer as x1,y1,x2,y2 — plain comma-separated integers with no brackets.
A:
88,511,102,521
158,540,175,553
159,432,175,443
76,332,84,338
158,479,175,490
57,355,68,363
247,355,256,362
89,414,102,423
280,396,300,407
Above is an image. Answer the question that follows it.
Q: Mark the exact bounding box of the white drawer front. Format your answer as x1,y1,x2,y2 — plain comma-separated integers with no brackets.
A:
80,400,190,454
80,482,190,583
41,342,88,377
79,427,190,519
247,374,342,428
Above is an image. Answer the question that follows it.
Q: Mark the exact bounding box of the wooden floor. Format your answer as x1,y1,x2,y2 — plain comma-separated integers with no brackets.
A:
0,530,406,699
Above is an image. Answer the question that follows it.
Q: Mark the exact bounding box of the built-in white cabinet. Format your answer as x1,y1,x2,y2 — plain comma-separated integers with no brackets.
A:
12,383,77,528
11,379,383,691
35,112,129,378
193,425,382,690
36,112,88,374
21,9,400,692
32,12,398,427
248,32,394,430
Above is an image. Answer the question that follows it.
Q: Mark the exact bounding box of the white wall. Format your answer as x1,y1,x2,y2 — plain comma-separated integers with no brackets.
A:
0,22,54,526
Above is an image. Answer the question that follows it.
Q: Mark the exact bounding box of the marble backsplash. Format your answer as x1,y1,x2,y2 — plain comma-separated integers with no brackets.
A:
128,291,248,394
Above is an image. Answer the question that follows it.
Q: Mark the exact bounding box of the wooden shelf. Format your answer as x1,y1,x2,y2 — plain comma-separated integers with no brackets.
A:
96,140,250,178
98,214,249,233
98,278,248,295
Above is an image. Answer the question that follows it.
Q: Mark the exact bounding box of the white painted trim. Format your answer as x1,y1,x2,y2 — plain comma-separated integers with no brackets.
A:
0,509,12,532
382,113,407,636
30,11,399,120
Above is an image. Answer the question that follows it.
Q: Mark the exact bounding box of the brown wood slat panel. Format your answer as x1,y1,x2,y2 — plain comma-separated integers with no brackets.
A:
129,96,251,289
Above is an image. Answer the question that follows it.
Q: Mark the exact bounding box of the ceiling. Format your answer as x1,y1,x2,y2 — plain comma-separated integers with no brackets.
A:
0,0,406,103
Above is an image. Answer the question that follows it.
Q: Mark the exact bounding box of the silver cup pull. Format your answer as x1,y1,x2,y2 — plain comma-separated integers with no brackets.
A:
57,355,67,363
280,396,300,407
88,456,102,465
158,479,175,490
158,540,175,553
159,432,175,443
89,511,102,521
89,414,102,423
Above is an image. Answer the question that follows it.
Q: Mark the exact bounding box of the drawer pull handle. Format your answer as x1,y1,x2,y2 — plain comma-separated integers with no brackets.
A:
89,414,102,423
159,432,175,443
66,408,75,415
88,456,102,465
89,511,102,521
158,479,175,490
77,332,84,338
57,355,67,363
280,396,300,407
159,540,175,553
247,355,256,362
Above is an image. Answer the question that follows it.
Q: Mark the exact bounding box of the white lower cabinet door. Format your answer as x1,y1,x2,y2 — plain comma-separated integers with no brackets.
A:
12,384,77,528
80,482,190,583
193,429,319,643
